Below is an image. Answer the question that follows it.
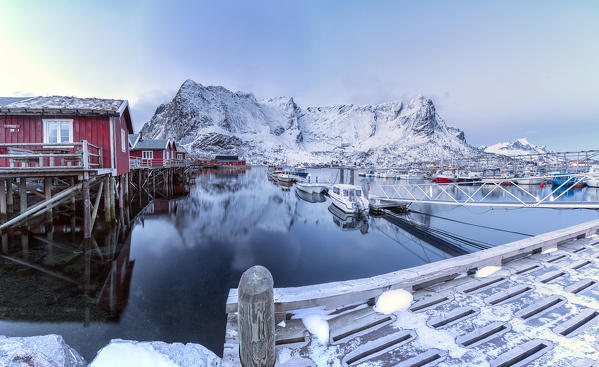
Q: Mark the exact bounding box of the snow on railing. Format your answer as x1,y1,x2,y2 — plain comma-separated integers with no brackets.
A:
0,141,102,170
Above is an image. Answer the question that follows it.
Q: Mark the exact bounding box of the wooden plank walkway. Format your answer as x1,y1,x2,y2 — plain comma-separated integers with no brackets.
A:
223,219,599,366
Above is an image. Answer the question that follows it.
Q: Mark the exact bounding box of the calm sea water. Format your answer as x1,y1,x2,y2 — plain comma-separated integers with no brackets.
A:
0,166,597,360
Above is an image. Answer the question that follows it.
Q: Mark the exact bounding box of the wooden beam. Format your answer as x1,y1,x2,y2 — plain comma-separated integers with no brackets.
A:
104,175,111,222
110,176,116,220
19,178,27,214
90,181,103,231
44,177,52,222
0,178,6,216
82,177,91,239
0,182,83,230
6,178,13,213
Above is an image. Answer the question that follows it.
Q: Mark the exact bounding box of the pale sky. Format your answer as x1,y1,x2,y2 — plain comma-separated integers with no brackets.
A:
1,0,597,150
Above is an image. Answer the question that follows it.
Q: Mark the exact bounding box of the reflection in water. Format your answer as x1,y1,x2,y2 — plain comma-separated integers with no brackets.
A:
0,166,598,360
328,204,369,234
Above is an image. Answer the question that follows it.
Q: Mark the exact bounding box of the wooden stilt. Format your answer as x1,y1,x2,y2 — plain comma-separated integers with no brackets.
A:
104,175,111,222
82,176,91,239
110,176,116,220
91,181,103,231
44,177,52,222
70,177,76,209
19,178,27,214
1,232,7,254
124,172,129,201
153,171,156,197
6,178,13,214
0,179,6,217
119,175,124,225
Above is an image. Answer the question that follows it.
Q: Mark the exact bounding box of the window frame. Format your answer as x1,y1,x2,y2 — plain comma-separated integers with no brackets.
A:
121,128,126,152
177,153,183,160
142,150,153,160
43,119,73,145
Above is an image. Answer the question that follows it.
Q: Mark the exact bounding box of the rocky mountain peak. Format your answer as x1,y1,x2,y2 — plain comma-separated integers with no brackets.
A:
140,79,476,164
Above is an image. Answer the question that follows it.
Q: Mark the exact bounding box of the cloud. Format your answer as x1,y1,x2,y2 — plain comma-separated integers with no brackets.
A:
129,89,176,131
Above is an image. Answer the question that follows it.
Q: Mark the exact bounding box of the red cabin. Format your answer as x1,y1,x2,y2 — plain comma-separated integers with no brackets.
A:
0,96,133,175
129,138,173,167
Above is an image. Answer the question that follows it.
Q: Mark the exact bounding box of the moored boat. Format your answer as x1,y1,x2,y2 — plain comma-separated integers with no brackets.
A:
432,170,456,183
328,184,369,214
585,165,599,188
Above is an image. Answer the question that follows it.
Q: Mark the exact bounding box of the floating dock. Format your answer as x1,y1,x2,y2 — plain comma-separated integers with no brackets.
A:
223,219,599,366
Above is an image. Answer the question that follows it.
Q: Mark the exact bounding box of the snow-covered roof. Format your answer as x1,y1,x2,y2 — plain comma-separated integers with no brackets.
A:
0,96,128,116
131,138,169,150
177,145,188,153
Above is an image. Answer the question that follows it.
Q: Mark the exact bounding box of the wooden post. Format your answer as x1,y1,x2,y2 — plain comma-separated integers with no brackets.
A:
119,175,124,225
339,168,344,184
44,177,52,222
0,179,6,217
82,140,90,169
110,176,116,220
238,265,276,367
153,171,156,197
350,168,355,185
19,178,27,214
124,172,129,201
82,176,91,239
104,175,111,222
91,181,103,231
6,178,13,213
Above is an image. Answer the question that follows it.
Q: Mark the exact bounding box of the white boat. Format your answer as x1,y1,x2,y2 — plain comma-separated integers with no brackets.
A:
432,170,456,183
586,165,599,187
295,182,328,194
399,170,425,180
276,170,296,183
514,173,544,185
329,184,369,214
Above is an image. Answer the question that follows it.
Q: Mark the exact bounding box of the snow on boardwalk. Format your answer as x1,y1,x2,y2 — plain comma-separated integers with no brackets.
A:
223,220,599,366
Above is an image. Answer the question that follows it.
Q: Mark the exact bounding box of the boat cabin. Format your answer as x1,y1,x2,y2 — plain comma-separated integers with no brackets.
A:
0,96,133,175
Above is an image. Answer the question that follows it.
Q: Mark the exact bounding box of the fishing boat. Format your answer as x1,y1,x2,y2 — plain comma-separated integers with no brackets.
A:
292,167,309,178
552,173,585,188
267,166,284,180
328,184,369,214
295,180,328,194
399,170,425,181
585,165,599,188
432,170,456,183
481,168,513,186
514,172,544,185
358,170,375,178
276,170,296,184
456,170,481,184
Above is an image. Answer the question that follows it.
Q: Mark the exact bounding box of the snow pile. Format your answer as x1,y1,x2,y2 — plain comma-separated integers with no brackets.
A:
90,339,220,367
140,79,478,165
541,247,558,254
475,265,501,278
374,289,413,314
290,307,336,344
0,334,86,367
481,138,552,157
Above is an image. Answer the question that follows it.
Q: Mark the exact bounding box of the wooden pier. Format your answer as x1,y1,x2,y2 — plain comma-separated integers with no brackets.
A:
223,219,599,366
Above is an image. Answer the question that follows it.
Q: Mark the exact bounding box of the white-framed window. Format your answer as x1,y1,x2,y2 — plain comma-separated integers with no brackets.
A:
177,153,183,160
43,119,73,144
121,129,126,152
142,151,153,159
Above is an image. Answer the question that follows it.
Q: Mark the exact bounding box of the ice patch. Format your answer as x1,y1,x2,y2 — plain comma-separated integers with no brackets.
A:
475,266,501,278
277,320,286,327
542,247,558,254
374,289,413,314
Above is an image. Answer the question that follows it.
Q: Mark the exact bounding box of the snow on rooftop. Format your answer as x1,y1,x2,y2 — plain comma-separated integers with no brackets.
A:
0,95,126,113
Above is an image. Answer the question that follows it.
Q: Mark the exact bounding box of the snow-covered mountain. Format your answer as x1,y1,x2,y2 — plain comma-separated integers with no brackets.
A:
140,80,478,164
481,138,551,157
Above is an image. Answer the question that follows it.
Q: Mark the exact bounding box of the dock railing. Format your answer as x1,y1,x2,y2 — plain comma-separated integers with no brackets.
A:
129,157,189,169
369,173,599,209
226,219,599,317
0,141,102,170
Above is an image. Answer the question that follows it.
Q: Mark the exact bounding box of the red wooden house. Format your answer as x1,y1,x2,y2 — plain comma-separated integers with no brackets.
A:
129,137,175,167
0,96,133,175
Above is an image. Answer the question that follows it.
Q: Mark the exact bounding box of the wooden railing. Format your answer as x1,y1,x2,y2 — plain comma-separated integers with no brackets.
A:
129,157,188,169
0,141,103,170
226,219,599,314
